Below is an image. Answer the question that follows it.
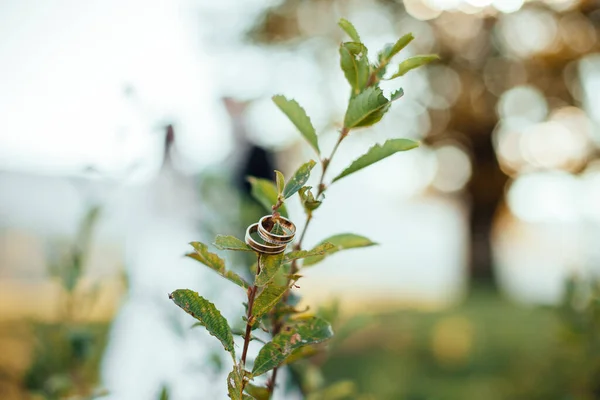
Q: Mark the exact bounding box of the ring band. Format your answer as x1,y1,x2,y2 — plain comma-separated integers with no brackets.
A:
257,215,296,245
245,223,287,254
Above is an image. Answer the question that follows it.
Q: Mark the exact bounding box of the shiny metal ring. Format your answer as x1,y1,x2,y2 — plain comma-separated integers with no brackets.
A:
257,215,296,245
245,223,287,254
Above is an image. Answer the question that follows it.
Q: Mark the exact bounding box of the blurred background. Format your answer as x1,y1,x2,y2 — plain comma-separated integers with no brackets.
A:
1,0,600,399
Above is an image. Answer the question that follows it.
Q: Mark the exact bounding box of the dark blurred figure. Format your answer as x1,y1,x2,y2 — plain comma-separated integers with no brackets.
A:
222,97,276,196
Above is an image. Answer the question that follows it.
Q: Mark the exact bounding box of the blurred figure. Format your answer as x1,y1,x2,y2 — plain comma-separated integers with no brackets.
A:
101,126,237,400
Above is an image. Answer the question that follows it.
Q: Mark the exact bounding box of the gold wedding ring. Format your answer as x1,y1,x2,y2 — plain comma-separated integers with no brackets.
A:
244,215,297,255
257,215,296,245
245,223,287,254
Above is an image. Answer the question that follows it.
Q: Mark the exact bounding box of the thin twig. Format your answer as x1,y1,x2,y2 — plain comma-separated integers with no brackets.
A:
241,254,261,370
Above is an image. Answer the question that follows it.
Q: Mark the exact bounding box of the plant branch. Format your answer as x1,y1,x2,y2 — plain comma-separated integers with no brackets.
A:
241,285,257,366
272,199,284,214
367,65,384,87
295,127,347,247
241,254,261,371
320,128,348,193
267,127,349,396
266,365,279,394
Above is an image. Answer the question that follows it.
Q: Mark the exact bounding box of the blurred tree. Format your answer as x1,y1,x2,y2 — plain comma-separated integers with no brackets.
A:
245,0,600,291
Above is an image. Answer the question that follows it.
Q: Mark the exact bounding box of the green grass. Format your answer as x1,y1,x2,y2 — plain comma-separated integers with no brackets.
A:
321,291,598,400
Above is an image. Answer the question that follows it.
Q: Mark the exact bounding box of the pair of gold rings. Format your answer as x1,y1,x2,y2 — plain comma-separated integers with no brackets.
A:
245,215,296,255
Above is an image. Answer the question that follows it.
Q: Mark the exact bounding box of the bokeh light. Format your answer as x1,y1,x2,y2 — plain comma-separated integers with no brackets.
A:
507,171,580,223
497,85,548,128
432,143,472,192
498,7,559,57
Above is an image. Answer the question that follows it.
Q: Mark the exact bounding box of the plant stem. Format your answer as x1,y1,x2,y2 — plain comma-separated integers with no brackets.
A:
296,214,312,247
294,128,347,248
320,128,348,192
241,286,257,366
366,68,381,87
267,127,349,396
241,254,261,369
267,366,279,394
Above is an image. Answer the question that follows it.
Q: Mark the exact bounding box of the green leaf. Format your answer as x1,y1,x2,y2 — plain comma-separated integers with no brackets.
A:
275,170,285,195
233,327,267,342
378,33,414,65
255,252,284,287
252,316,334,376
330,314,374,349
331,138,419,183
307,381,356,400
389,54,440,79
343,86,391,129
282,345,321,365
283,160,317,199
284,242,336,263
270,221,285,236
298,186,322,213
272,95,320,155
338,18,361,43
248,177,288,217
213,235,252,252
391,88,404,101
189,242,223,269
339,42,370,96
169,289,235,356
253,283,289,321
227,364,254,400
187,242,250,289
316,299,341,325
244,384,270,400
303,234,377,267
159,385,170,400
